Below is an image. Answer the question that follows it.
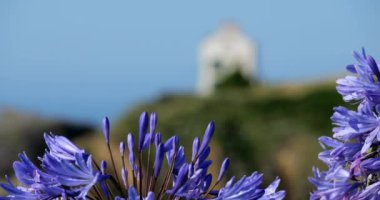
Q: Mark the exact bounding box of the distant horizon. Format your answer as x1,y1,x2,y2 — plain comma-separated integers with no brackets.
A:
0,75,340,125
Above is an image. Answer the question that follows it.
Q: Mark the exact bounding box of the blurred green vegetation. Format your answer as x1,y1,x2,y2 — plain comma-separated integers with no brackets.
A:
215,70,252,89
109,83,345,200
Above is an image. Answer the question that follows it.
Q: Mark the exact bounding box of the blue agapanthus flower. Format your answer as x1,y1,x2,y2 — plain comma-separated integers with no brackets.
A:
0,112,285,200
310,49,380,199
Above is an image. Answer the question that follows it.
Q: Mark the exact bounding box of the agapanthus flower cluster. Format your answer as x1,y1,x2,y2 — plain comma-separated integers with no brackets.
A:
0,112,285,200
310,49,380,199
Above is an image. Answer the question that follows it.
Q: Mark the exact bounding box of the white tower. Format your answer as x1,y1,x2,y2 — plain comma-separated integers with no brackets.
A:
198,23,256,95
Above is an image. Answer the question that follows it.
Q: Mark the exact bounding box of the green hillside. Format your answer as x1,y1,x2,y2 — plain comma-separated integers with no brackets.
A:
109,83,347,200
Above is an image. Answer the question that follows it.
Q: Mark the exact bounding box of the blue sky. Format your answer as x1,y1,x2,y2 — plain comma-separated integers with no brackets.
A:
1,0,380,123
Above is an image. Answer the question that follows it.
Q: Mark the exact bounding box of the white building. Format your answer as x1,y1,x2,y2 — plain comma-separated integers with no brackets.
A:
197,23,256,95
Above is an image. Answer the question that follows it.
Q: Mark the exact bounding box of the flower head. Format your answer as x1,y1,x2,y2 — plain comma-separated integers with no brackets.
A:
1,135,102,199
311,49,380,199
1,112,285,200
